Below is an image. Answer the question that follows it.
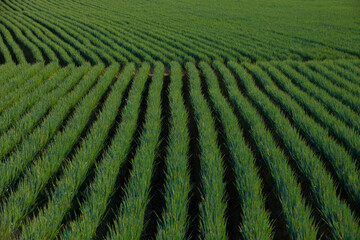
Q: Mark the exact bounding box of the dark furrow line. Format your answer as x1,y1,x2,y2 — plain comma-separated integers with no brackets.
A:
22,14,93,65
272,30,360,59
11,20,60,66
223,64,292,240
57,67,135,239
107,66,135,143
140,74,171,240
39,47,50,64
0,31,18,64
0,104,55,202
0,46,5,64
93,77,152,240
2,0,21,12
182,72,201,240
0,66,88,200
244,66,360,223
25,72,119,225
6,10,69,66
198,67,242,240
57,73,125,234
224,65,333,239
7,14,52,65
273,66,358,132
3,23,35,63
258,65,360,173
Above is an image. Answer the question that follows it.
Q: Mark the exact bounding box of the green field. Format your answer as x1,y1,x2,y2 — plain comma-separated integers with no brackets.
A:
0,0,359,239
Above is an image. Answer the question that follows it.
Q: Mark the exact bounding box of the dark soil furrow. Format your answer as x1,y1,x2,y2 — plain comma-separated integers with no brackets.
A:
22,14,94,65
4,25,35,63
0,31,18,64
230,65,333,239
58,74,125,233
93,76,152,240
224,64,291,240
245,66,360,222
140,74,171,240
22,70,112,223
198,66,242,240
182,72,201,240
258,65,360,174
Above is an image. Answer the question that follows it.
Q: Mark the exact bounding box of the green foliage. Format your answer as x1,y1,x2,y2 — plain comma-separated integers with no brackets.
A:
231,61,360,239
203,61,272,240
0,64,74,133
0,59,359,239
17,63,120,239
0,63,94,195
260,62,360,161
292,63,360,113
1,0,359,64
59,63,136,239
0,62,59,113
107,62,163,240
226,61,317,239
0,0,359,238
0,62,43,99
156,61,190,240
186,62,227,240
274,62,360,133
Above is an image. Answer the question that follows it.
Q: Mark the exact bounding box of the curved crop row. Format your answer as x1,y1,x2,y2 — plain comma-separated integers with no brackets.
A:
246,62,360,208
16,63,122,239
291,63,360,114
1,0,358,64
106,62,164,240
229,61,359,239
0,62,43,99
274,62,360,133
0,59,358,239
0,64,110,237
0,64,95,197
201,61,272,239
307,62,360,97
0,64,73,134
58,63,136,240
0,62,59,113
260,62,360,160
18,63,150,240
322,60,360,87
0,23,26,64
223,61,316,239
0,16,44,63
0,35,13,63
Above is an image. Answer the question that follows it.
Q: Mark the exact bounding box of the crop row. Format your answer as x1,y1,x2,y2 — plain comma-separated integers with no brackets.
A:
0,60,359,239
0,0,359,65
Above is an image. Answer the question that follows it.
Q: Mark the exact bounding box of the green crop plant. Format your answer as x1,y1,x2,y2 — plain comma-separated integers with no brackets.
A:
0,62,43,98
274,62,360,133
186,62,227,239
156,61,191,240
0,62,59,113
202,61,272,240
260,62,360,160
0,64,74,133
107,62,164,239
230,61,359,239
19,63,150,239
292,63,360,114
58,63,136,239
224,61,316,239
307,62,360,97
